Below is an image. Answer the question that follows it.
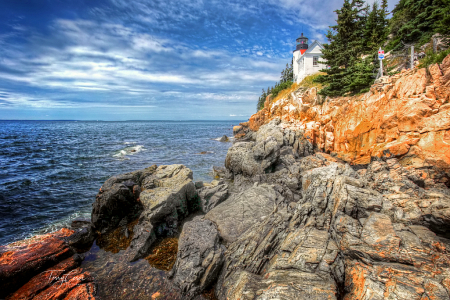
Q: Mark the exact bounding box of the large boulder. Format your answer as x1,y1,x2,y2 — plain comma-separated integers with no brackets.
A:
91,164,198,261
139,165,197,223
255,118,284,146
91,165,158,233
205,184,282,243
170,217,225,298
225,137,281,177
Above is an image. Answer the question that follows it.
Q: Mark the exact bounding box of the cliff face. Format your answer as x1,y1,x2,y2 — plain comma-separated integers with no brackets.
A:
248,54,450,187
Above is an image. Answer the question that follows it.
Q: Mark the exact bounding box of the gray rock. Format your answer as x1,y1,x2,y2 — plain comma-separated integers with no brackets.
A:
225,137,281,177
92,183,141,233
214,157,450,300
125,220,156,262
194,181,204,189
255,118,284,146
219,135,229,142
70,217,92,229
198,183,229,213
91,165,159,233
171,217,225,298
67,227,96,250
212,166,227,179
92,164,198,262
205,184,281,243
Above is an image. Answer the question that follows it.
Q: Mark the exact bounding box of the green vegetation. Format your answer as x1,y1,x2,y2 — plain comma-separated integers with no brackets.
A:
255,0,450,108
300,73,325,89
419,48,450,68
388,0,450,51
316,0,389,97
271,81,293,98
316,0,449,97
257,61,293,111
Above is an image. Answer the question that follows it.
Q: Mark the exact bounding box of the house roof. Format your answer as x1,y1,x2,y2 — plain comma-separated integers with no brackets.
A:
296,40,324,63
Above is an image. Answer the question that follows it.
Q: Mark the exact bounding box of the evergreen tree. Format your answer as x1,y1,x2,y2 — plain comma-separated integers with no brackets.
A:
257,88,267,111
280,60,294,83
435,0,450,46
317,0,374,96
256,59,294,111
389,0,449,50
364,0,389,51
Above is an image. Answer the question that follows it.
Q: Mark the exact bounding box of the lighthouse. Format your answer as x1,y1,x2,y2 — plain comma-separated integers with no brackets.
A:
293,33,326,83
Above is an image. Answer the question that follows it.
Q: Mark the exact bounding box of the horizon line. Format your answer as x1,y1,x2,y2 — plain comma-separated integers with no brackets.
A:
0,119,248,122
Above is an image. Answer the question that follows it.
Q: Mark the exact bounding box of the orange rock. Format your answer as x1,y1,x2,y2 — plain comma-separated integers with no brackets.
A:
33,268,94,300
6,256,80,300
63,282,96,300
0,228,75,298
247,53,450,182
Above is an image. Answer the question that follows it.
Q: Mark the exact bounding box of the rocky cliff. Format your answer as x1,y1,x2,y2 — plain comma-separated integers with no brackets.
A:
1,55,450,300
242,54,450,189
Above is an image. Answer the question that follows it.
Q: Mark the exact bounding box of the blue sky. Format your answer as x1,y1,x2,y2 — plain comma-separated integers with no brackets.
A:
0,0,398,120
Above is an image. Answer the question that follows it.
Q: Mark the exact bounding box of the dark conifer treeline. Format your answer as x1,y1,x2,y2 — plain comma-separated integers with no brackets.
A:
316,0,389,96
256,60,293,111
389,0,450,50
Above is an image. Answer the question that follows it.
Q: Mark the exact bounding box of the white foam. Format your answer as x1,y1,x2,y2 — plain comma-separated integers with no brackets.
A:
113,145,145,158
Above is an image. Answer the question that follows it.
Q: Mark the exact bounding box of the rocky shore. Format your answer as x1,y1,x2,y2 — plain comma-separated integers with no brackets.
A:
1,55,450,300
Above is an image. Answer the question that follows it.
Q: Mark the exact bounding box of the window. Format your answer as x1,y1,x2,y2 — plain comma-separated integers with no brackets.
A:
313,56,319,66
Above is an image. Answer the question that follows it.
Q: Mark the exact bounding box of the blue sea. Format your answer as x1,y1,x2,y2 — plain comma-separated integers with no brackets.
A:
0,120,238,246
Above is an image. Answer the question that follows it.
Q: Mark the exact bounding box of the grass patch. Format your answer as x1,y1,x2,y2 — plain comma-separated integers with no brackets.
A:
419,48,450,68
302,72,326,89
269,73,326,105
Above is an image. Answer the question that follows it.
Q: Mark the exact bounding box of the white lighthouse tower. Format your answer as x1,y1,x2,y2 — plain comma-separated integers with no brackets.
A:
293,33,326,84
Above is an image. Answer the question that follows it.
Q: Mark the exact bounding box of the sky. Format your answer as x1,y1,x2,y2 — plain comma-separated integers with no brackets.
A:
0,0,399,120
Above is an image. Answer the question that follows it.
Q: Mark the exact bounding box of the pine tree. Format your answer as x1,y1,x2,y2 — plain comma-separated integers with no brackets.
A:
317,0,372,96
280,61,294,83
389,0,449,50
435,0,450,46
257,59,294,111
364,1,388,51
257,88,267,111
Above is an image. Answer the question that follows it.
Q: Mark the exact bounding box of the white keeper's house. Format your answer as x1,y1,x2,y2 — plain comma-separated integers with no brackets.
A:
293,33,326,84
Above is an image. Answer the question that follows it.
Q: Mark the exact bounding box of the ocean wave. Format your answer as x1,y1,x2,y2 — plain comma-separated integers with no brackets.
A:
113,145,145,158
213,136,234,142
34,211,91,237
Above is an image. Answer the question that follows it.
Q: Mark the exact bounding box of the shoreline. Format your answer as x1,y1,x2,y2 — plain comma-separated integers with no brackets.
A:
1,57,450,298
1,117,449,299
0,120,237,247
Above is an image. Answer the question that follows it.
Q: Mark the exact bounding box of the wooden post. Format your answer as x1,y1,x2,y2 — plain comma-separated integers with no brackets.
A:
411,46,414,69
380,57,383,77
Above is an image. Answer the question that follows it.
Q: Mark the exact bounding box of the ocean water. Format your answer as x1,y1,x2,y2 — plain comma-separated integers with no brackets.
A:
0,120,238,246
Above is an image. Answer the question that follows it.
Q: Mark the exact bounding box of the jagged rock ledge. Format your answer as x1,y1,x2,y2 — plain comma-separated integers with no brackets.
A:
1,56,450,300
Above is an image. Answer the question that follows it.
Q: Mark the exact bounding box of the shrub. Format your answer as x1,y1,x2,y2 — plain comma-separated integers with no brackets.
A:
418,48,450,68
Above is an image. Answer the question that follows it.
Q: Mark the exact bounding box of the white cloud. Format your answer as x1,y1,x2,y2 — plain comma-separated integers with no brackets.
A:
0,18,287,109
